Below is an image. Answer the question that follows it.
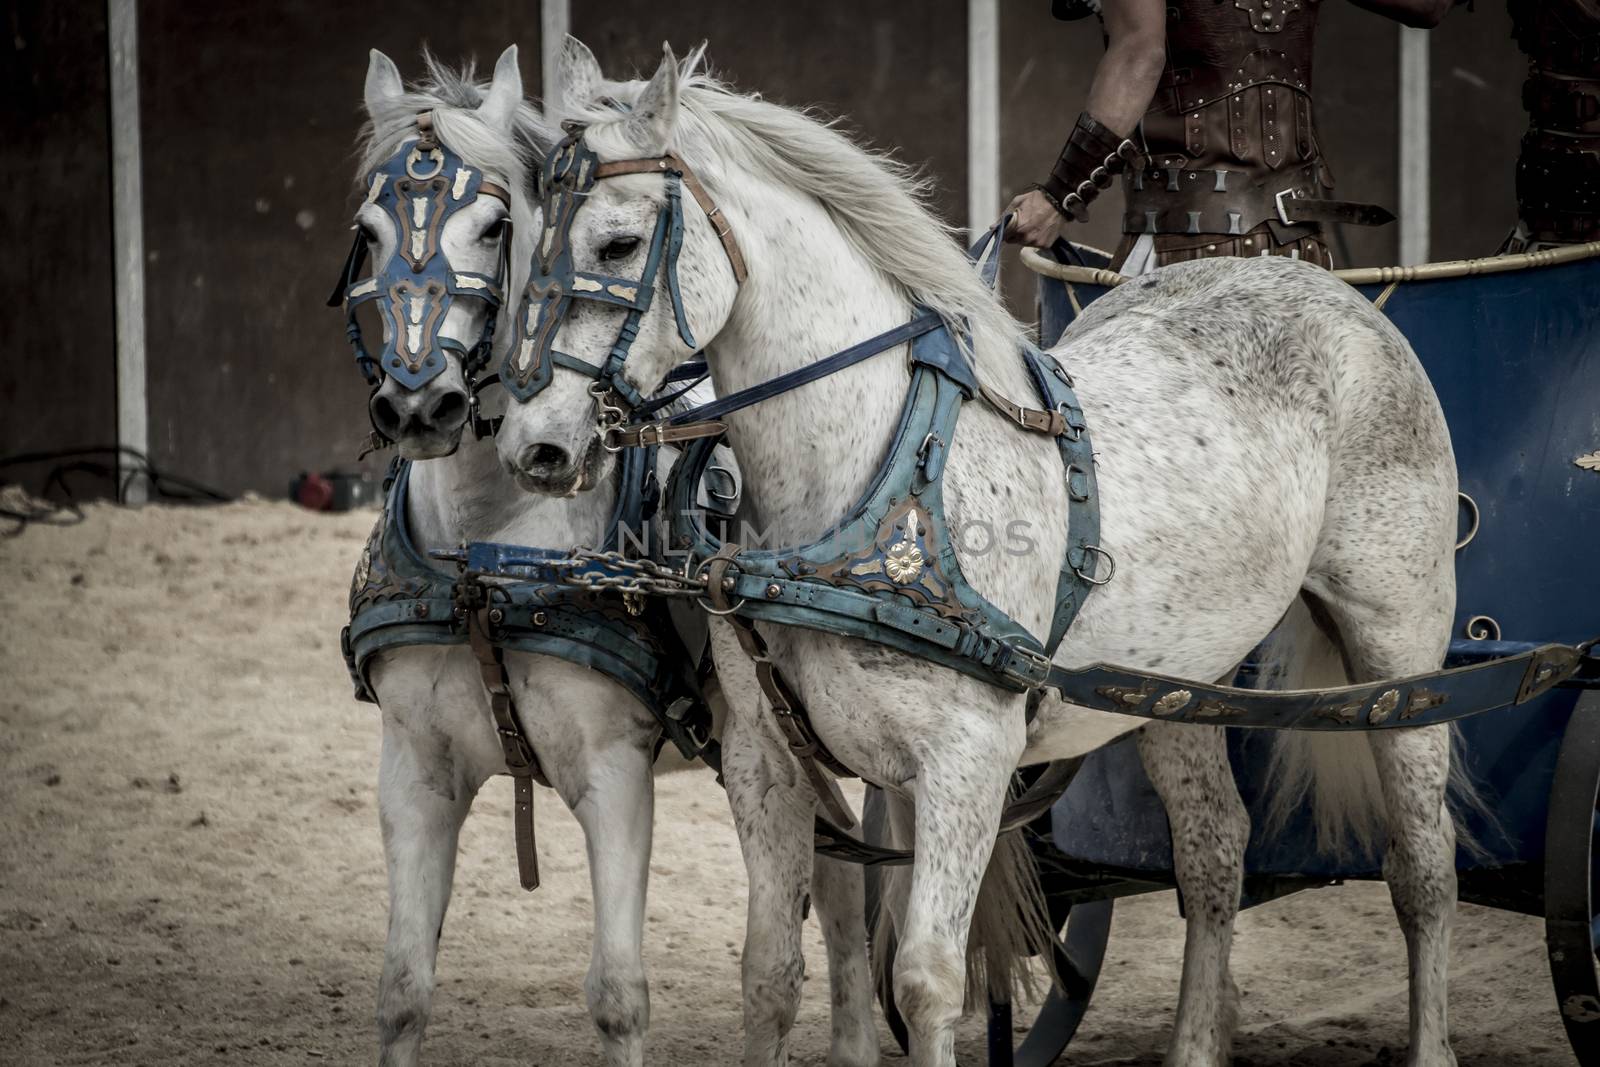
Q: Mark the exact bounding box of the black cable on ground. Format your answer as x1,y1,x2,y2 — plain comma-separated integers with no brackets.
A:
0,445,232,537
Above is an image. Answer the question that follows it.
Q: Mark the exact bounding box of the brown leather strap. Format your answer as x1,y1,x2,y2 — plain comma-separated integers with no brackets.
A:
608,419,728,449
978,383,1069,436
478,180,512,205
415,110,437,150
702,545,860,830
595,155,749,285
469,607,542,891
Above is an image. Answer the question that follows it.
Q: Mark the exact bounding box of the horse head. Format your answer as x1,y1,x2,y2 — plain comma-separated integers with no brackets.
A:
333,47,529,460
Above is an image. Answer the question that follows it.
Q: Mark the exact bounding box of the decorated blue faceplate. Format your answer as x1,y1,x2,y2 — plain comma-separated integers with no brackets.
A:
337,137,508,390
503,128,697,405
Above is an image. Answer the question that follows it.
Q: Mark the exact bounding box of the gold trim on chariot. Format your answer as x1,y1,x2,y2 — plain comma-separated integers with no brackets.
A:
1020,240,1600,289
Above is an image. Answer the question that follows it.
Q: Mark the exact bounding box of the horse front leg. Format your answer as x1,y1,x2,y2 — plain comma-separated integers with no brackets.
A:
722,690,817,1067
809,854,880,1066
1137,722,1248,1067
375,709,478,1067
568,735,656,1067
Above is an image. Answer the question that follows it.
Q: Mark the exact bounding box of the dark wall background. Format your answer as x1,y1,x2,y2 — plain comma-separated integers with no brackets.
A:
136,2,538,497
1,2,117,463
574,0,969,233
2,1,1534,496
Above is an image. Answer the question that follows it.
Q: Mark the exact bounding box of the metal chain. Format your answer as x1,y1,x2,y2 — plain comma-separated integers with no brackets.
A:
548,549,713,599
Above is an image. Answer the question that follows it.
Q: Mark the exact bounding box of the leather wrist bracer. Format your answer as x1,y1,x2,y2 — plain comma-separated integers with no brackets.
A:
1038,112,1142,221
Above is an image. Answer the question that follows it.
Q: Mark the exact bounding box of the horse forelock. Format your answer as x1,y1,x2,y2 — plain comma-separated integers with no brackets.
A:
353,53,555,203
548,47,1029,367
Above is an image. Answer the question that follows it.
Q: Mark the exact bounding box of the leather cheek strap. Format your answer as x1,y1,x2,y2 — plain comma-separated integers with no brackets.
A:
594,155,749,286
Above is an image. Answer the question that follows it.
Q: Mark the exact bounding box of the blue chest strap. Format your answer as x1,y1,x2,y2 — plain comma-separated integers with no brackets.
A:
663,318,1099,692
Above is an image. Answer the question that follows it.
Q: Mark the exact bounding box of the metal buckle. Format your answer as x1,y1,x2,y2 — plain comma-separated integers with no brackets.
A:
1057,402,1084,441
590,382,629,453
1001,645,1053,689
1274,187,1304,227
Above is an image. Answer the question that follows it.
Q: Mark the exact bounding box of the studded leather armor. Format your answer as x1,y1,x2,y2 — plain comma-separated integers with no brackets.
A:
1120,0,1334,265
1507,0,1600,248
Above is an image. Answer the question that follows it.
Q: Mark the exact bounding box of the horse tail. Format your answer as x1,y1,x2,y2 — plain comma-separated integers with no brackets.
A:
1259,596,1487,861
871,787,1057,1010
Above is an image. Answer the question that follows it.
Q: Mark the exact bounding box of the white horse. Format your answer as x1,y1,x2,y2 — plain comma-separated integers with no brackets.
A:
494,38,1466,1067
347,50,877,1067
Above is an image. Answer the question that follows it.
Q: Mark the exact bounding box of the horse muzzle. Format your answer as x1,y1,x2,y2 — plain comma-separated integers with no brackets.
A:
369,378,471,457
506,434,605,496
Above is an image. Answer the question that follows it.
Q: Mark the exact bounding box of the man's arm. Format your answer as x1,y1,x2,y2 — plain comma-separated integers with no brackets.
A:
1006,0,1168,247
1345,0,1453,30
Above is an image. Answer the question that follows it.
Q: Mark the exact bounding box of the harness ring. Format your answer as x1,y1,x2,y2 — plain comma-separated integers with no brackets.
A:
1073,544,1116,586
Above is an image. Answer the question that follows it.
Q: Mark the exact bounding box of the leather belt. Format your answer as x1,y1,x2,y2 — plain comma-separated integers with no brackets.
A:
1124,165,1393,237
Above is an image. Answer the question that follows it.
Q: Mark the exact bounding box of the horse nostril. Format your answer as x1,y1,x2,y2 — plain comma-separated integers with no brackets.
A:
429,390,468,428
518,443,572,474
370,395,402,436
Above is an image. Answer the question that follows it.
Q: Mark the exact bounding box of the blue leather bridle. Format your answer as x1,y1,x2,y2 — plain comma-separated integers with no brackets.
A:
500,126,747,430
327,113,513,422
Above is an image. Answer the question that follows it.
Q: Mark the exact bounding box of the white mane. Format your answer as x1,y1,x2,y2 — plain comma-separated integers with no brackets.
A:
546,49,1029,364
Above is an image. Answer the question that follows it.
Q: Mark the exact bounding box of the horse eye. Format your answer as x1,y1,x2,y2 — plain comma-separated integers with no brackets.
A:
357,222,380,244
600,236,642,261
481,218,509,242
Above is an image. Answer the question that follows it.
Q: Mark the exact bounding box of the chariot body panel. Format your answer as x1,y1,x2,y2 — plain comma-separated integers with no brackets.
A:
973,242,1600,1066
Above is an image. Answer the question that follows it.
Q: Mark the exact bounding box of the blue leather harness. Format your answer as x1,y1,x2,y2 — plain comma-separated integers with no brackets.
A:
342,453,709,756
664,314,1102,695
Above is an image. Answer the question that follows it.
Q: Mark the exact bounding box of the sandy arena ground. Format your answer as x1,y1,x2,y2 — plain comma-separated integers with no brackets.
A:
0,496,1579,1065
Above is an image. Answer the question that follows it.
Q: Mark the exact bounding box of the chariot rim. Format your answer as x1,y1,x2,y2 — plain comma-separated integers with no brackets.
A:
1020,239,1600,289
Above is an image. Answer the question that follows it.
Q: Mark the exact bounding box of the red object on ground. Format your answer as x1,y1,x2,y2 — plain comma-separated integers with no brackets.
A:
294,472,335,511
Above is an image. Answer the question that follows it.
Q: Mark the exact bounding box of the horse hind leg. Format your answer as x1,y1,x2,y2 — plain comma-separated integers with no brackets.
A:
1303,577,1458,1067
1137,721,1248,1067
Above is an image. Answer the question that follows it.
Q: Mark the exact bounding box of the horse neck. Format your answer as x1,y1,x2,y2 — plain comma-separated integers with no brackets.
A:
711,187,917,542
405,435,616,552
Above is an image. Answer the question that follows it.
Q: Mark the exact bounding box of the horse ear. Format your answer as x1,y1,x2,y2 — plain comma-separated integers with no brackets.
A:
628,44,679,154
364,49,404,118
479,45,523,132
557,35,603,109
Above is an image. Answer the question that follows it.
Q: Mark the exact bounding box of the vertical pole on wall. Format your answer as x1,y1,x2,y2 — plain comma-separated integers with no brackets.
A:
108,0,148,504
967,0,1000,240
1397,25,1430,266
541,0,571,106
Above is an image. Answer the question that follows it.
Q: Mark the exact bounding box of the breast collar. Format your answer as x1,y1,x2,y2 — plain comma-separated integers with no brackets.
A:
660,313,1105,691
341,450,709,756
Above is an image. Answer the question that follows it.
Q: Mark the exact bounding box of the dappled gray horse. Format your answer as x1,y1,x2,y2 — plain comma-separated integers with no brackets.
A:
491,37,1465,1067
337,50,876,1067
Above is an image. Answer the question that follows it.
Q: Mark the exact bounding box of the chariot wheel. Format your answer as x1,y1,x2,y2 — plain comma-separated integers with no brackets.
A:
1544,688,1600,1066
861,786,1113,1066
